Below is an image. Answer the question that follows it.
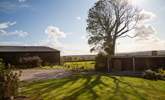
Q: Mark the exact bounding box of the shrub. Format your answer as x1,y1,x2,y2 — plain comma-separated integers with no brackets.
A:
0,61,21,100
157,68,165,75
157,68,165,79
19,56,42,68
95,53,107,72
143,69,164,80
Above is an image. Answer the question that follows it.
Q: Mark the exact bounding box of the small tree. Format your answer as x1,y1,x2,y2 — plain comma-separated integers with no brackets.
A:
0,60,21,99
95,53,107,72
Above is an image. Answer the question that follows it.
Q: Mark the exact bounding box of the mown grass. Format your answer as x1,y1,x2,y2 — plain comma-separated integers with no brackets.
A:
42,61,95,70
20,73,165,100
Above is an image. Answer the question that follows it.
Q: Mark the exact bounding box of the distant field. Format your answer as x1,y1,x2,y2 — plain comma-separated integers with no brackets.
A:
42,61,95,70
21,73,165,100
64,61,95,70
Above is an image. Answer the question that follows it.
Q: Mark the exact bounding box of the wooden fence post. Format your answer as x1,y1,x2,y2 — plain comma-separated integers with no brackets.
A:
133,56,135,72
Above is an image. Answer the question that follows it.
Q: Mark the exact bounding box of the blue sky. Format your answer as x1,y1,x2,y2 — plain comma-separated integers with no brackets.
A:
0,0,165,55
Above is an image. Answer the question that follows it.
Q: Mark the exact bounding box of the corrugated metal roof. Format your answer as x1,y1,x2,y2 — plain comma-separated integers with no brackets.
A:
0,46,60,52
115,50,165,57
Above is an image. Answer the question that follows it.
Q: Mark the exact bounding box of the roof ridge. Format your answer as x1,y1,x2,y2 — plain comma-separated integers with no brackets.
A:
0,46,60,52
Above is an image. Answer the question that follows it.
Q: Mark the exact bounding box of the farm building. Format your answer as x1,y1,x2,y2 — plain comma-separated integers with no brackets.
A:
0,46,60,66
110,51,165,71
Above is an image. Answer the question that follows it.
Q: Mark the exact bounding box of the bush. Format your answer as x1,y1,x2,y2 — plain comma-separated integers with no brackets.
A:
95,53,107,72
19,56,42,68
143,69,164,80
0,61,21,100
157,68,165,79
157,68,165,76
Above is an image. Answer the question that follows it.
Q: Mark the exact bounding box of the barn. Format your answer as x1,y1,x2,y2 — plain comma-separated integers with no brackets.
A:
0,46,60,66
110,51,165,71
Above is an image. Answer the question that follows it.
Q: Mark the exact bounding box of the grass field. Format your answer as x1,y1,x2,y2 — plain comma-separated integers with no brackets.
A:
64,61,95,70
42,61,95,70
20,73,165,100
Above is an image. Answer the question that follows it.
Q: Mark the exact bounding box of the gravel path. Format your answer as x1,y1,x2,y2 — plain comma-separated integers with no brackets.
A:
17,69,72,81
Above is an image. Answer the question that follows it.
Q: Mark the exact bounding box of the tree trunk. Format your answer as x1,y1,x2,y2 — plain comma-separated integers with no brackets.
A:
107,56,110,72
112,38,116,55
107,38,116,72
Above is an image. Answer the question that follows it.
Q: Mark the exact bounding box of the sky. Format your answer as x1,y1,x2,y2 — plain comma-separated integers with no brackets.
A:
0,0,165,55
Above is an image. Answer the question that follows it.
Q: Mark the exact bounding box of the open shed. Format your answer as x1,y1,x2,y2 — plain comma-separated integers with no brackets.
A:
0,46,60,66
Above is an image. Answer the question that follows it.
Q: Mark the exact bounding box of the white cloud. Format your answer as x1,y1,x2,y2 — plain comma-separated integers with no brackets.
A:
76,16,82,20
18,0,27,3
117,24,165,53
45,26,66,38
135,25,156,41
42,26,67,53
0,22,16,29
139,9,156,22
133,9,165,51
134,24,165,51
117,9,165,53
0,21,29,37
41,25,68,50
42,26,92,55
0,30,29,37
134,10,158,43
8,30,29,37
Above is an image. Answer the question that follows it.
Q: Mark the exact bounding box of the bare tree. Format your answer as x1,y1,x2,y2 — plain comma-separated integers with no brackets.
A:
86,0,140,71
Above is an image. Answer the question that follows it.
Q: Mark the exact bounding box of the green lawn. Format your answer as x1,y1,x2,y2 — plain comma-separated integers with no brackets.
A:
20,73,165,100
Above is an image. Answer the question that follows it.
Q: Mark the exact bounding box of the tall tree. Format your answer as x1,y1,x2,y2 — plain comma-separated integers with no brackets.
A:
86,0,140,56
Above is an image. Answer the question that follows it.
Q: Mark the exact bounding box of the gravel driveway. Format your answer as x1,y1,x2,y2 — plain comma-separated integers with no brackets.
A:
18,69,72,81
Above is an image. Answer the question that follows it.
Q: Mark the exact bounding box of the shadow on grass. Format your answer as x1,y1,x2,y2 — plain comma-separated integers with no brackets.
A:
21,73,165,100
109,76,146,100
